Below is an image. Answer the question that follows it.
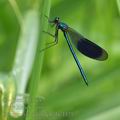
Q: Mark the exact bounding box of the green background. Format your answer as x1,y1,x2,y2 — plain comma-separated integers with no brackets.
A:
0,0,120,120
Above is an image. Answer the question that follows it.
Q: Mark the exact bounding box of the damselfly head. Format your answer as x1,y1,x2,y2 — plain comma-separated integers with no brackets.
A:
54,17,60,24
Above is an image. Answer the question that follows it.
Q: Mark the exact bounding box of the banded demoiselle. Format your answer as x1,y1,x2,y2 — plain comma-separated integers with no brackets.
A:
44,17,108,86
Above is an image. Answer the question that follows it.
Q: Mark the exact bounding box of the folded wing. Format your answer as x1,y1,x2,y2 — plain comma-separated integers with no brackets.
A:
67,27,108,61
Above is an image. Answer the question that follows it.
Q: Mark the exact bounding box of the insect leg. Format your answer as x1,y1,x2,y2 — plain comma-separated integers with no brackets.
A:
39,28,58,53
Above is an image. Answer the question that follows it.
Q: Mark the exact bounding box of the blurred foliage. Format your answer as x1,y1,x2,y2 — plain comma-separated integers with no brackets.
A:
0,0,120,120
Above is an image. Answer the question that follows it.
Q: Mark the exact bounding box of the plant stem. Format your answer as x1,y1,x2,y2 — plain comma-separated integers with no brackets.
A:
117,0,120,14
26,0,51,119
8,0,23,25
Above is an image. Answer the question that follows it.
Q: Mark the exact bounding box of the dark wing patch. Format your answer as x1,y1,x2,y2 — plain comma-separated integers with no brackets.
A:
67,27,108,61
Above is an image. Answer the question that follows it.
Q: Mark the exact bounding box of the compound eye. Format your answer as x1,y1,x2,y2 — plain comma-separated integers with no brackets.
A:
54,17,60,23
